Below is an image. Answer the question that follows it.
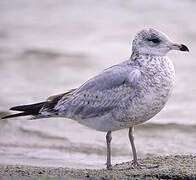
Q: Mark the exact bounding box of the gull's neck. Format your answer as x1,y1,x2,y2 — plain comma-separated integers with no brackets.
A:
128,51,167,68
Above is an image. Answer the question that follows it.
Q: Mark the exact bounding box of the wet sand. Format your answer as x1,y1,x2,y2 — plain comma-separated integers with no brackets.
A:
0,155,195,180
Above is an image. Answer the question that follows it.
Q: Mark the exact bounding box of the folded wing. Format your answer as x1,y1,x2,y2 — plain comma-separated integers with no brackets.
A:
51,65,141,120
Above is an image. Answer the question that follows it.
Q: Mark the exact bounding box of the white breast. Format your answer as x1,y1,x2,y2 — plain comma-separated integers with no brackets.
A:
118,55,175,126
75,56,175,132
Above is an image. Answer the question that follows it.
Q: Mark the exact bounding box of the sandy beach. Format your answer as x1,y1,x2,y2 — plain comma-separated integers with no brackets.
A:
0,155,196,180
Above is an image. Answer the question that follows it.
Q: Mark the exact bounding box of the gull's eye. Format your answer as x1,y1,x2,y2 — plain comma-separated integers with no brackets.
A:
148,38,160,44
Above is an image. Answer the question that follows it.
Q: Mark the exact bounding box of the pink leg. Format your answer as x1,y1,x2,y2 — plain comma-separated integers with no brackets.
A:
129,127,159,169
129,127,139,167
106,131,112,170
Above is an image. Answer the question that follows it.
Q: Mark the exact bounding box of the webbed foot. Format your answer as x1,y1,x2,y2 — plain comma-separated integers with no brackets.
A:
132,161,159,169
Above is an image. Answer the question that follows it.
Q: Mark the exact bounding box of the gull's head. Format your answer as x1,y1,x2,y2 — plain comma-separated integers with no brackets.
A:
132,28,189,56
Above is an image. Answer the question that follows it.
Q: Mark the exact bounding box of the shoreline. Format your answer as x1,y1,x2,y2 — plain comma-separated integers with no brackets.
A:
0,155,195,180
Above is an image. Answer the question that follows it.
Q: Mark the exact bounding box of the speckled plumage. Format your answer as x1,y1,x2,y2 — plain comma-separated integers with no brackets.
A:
39,28,176,132
3,28,189,170
46,54,174,131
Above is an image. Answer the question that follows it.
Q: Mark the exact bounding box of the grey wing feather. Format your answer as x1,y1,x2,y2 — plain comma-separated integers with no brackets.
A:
75,65,128,93
52,63,141,119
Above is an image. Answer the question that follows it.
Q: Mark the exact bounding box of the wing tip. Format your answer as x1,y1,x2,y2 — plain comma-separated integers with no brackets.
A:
9,106,18,111
1,116,7,119
1,112,30,119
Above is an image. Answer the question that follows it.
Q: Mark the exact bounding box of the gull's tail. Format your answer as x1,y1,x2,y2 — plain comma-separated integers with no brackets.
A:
1,102,46,119
1,89,76,120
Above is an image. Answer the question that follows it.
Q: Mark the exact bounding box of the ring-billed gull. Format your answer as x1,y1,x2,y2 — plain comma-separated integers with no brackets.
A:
2,28,189,170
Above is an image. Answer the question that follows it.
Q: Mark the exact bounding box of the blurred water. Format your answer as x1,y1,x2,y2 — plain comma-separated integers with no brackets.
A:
0,0,196,168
